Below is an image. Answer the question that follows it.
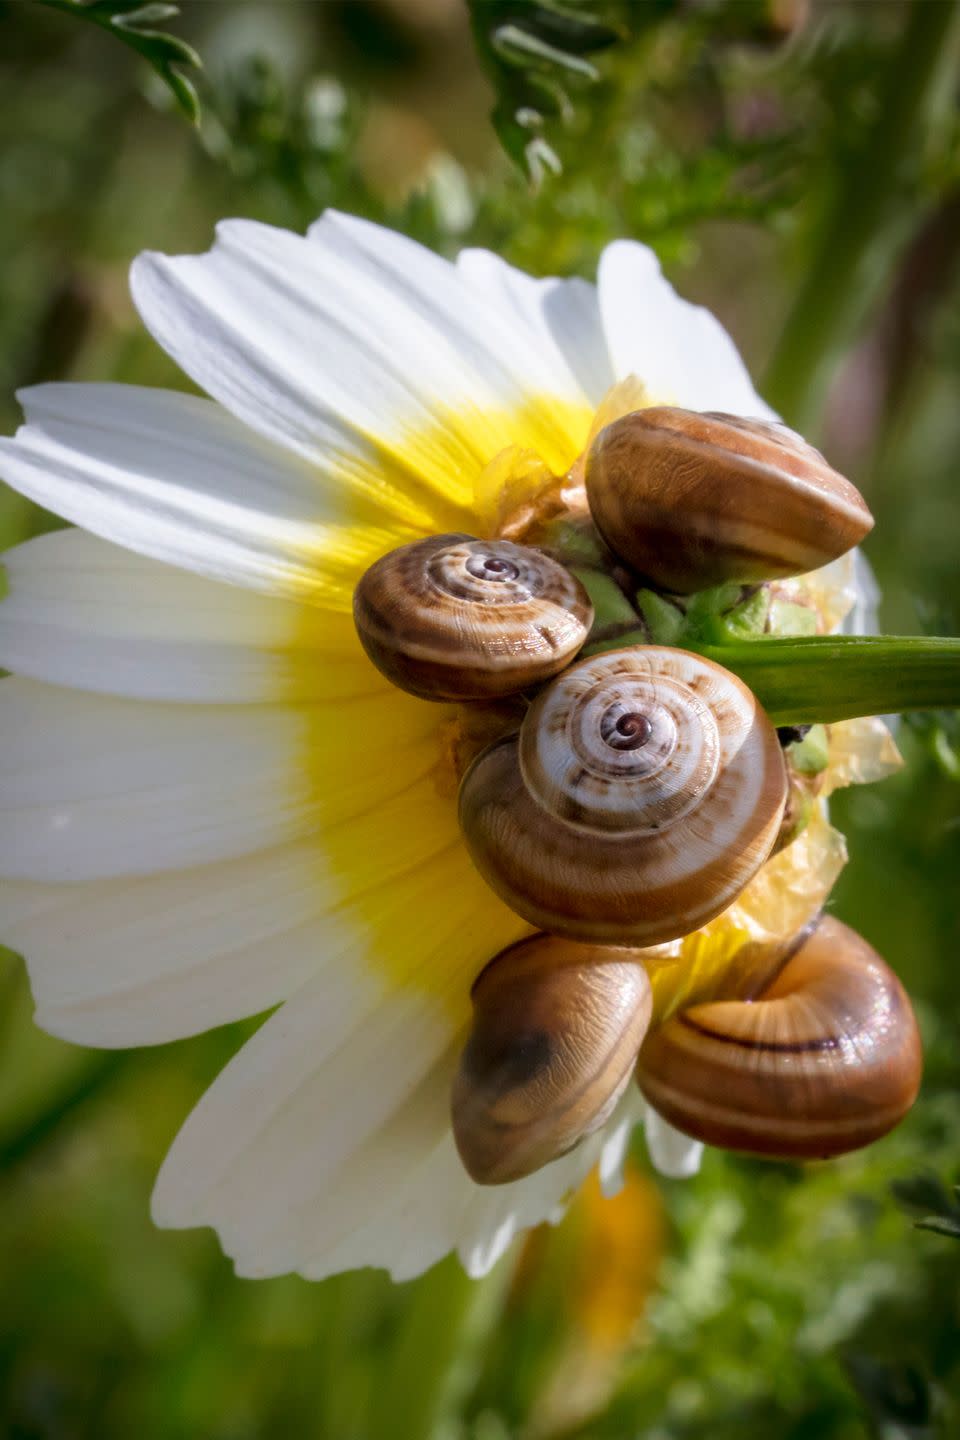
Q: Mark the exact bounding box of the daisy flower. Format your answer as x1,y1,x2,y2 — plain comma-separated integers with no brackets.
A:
0,212,899,1281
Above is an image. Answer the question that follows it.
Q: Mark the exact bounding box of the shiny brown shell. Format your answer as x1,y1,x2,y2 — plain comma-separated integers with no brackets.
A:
585,407,874,594
451,933,653,1184
458,646,787,945
636,916,923,1159
353,533,593,700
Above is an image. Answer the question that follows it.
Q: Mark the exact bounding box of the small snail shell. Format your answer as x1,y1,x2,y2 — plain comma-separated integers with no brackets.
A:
452,933,653,1184
353,533,593,701
635,916,922,1159
585,407,874,594
458,647,787,945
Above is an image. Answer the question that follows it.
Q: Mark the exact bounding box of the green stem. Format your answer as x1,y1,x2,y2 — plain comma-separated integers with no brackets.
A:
764,2,960,431
696,634,960,727
0,1052,132,1174
585,631,960,726
366,1254,512,1440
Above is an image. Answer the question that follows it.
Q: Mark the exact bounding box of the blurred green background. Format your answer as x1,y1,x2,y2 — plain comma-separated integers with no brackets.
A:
1,2,959,1437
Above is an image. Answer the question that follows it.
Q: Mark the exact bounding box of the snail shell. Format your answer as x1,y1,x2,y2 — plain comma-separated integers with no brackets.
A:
451,933,653,1184
458,647,787,945
353,533,593,701
585,407,874,594
636,916,923,1159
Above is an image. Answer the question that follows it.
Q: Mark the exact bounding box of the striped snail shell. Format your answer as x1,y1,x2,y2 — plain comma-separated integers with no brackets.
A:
585,407,874,594
458,647,787,946
353,533,593,701
451,933,653,1184
636,916,923,1159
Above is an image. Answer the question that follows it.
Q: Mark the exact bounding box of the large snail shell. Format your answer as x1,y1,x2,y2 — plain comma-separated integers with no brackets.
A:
636,916,923,1159
353,533,593,701
458,647,787,945
585,407,874,594
451,933,653,1184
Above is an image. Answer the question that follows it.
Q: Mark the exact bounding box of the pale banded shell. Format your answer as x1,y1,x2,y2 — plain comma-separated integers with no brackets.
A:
353,533,593,700
636,916,922,1159
451,933,653,1184
585,407,874,594
458,647,787,945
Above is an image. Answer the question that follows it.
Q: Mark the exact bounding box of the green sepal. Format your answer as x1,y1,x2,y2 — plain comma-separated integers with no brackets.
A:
787,724,830,776
635,589,684,646
722,586,772,637
768,598,819,637
571,568,638,633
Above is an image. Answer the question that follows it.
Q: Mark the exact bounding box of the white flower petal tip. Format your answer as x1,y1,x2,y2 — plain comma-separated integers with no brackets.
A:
598,1089,647,1198
597,239,777,419
129,212,594,504
644,1106,705,1179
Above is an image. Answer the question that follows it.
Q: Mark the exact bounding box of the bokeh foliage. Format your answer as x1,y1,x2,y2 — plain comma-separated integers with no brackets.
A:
1,1,959,1437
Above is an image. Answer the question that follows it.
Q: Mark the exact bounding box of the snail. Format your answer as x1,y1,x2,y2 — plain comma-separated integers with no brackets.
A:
451,933,653,1184
585,407,874,594
353,533,593,701
635,915,923,1159
458,647,787,945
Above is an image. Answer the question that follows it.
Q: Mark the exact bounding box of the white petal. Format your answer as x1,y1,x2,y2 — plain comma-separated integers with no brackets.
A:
456,248,613,407
643,1106,704,1179
132,214,587,505
156,969,606,1282
842,548,882,637
0,677,437,881
598,1088,646,1197
597,240,777,418
0,529,379,703
301,1088,608,1283
0,384,418,606
151,847,530,1277
0,786,460,1045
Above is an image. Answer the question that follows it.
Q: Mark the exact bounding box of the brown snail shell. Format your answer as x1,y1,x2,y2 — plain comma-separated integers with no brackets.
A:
458,647,787,946
585,407,874,594
353,533,593,701
636,916,923,1159
451,933,653,1184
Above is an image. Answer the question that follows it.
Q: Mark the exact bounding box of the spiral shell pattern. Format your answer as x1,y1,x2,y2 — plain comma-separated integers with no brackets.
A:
459,647,788,945
635,916,923,1159
353,533,593,700
585,406,874,593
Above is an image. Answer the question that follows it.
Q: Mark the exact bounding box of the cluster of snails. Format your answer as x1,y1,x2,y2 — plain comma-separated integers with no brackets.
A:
354,407,922,1185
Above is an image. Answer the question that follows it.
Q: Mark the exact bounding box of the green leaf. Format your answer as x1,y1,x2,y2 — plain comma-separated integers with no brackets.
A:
915,1215,960,1240
893,1172,960,1242
36,0,202,124
467,0,625,180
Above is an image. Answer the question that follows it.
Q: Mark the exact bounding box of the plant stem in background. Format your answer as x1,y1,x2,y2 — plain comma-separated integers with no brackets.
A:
367,1255,511,1440
0,1051,132,1175
764,1,960,433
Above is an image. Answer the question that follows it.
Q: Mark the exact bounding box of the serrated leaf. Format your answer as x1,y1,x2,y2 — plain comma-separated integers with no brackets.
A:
492,23,602,80
467,0,632,180
914,1215,960,1240
36,0,202,124
891,1171,953,1217
117,2,180,22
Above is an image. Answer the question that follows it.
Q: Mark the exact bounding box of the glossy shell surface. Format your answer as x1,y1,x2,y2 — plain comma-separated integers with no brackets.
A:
585,407,874,593
353,533,593,700
636,916,923,1158
452,934,653,1184
458,646,787,945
